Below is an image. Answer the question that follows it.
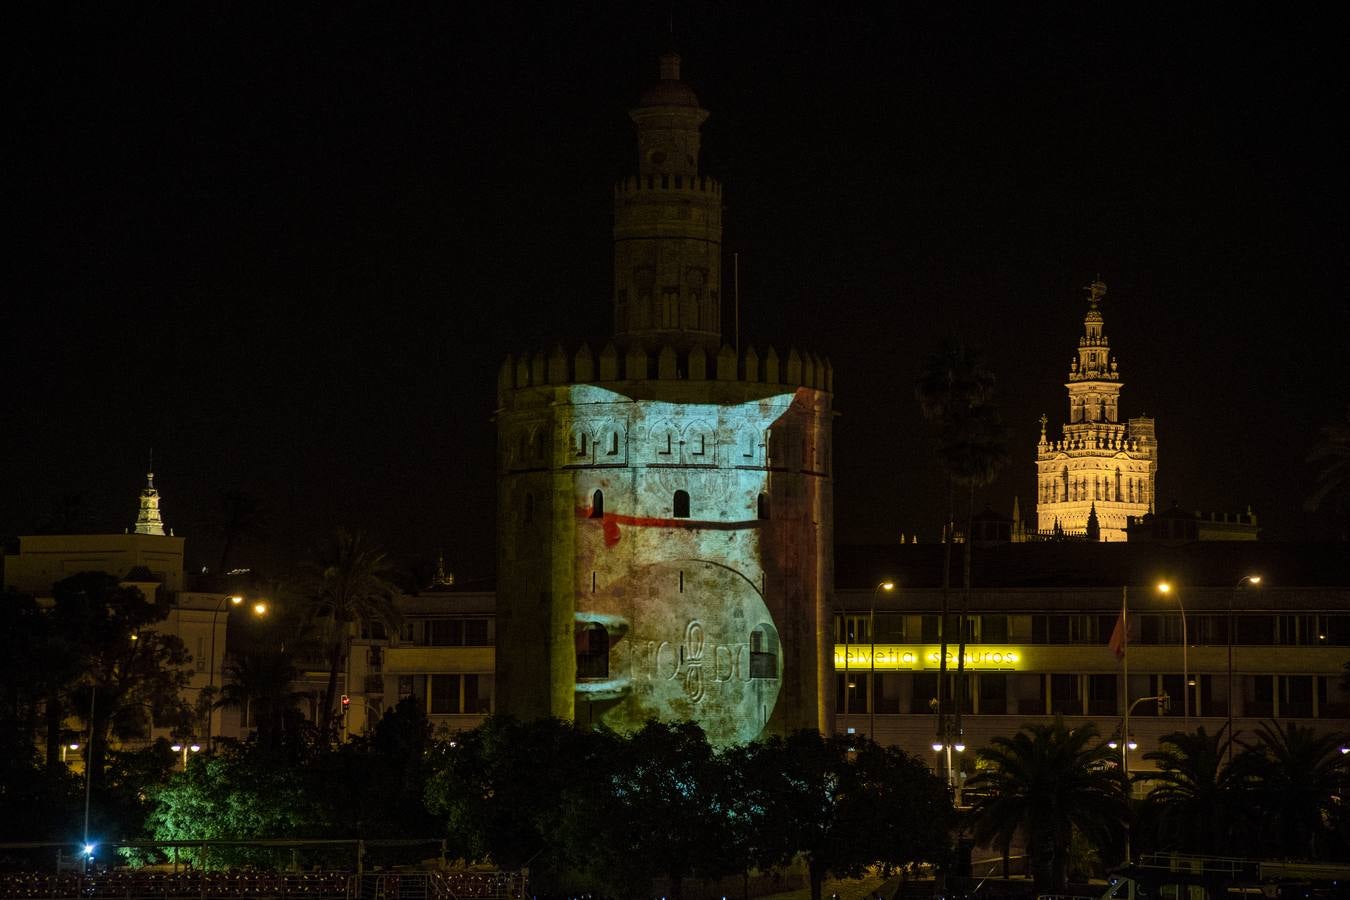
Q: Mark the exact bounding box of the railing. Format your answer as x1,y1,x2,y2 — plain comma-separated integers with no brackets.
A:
0,871,527,900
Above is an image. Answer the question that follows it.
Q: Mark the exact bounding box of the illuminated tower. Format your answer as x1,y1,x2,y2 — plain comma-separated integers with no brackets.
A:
134,470,167,536
496,54,834,744
1035,279,1156,541
613,52,722,353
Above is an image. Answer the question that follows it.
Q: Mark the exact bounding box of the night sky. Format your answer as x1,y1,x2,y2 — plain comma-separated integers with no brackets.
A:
8,4,1348,582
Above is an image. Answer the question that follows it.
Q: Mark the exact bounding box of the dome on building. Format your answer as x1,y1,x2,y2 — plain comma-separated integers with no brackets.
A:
637,52,701,108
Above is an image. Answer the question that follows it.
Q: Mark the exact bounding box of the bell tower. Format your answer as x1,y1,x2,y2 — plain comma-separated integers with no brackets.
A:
1035,279,1157,540
612,52,723,352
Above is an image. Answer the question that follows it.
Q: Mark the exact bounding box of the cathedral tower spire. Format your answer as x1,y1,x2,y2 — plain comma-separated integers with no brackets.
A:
1035,278,1157,541
612,52,723,352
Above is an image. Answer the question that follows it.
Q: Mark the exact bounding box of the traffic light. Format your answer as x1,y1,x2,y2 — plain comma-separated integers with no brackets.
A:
1157,692,1171,714
340,695,350,712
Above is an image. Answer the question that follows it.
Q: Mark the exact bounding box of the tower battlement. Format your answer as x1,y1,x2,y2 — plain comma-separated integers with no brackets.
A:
614,174,723,196
498,342,832,401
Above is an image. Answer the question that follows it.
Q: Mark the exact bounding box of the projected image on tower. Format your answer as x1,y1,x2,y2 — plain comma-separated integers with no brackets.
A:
562,385,801,745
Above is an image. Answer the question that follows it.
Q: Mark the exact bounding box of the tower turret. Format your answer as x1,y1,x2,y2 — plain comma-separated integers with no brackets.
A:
134,470,167,536
612,52,723,352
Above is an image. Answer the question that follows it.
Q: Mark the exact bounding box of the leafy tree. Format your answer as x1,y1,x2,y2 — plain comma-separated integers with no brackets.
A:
0,589,81,772
301,530,402,741
916,340,1008,747
740,731,952,900
604,721,737,899
423,716,617,894
50,573,193,793
966,719,1126,893
1135,725,1249,856
1237,720,1349,859
145,745,329,868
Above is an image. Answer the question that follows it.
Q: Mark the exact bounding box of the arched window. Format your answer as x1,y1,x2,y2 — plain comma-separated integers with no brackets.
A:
576,624,608,679
757,493,771,520
590,490,604,519
750,624,778,679
524,492,534,523
673,490,690,519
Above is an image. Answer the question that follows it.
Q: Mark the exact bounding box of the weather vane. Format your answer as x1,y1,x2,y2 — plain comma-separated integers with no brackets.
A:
1084,275,1107,309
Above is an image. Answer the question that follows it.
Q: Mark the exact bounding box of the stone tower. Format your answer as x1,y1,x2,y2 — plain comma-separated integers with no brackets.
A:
495,54,834,745
1035,279,1157,541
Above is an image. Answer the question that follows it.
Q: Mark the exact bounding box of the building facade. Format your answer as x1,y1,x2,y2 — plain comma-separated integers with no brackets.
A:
494,54,835,745
833,542,1350,783
1036,280,1157,541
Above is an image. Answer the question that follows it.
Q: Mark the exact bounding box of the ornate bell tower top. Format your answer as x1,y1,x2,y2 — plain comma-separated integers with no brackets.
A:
134,470,167,536
1069,277,1119,383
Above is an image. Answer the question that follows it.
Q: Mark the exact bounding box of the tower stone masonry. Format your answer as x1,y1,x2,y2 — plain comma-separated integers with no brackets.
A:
495,54,834,745
1035,279,1157,541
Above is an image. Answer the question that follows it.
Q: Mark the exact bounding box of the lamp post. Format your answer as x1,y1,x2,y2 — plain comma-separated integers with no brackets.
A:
1110,693,1165,862
1158,581,1189,729
1229,575,1262,764
869,580,895,741
206,595,268,751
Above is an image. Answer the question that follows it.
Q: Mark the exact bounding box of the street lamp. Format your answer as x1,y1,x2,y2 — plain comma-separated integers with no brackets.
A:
169,741,201,769
869,580,895,741
206,595,267,751
1229,575,1261,764
1116,693,1166,863
1157,581,1189,729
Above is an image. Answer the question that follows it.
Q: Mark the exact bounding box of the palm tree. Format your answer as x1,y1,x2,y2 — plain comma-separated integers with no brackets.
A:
966,719,1126,893
1237,720,1349,859
213,490,266,575
215,650,311,753
1136,725,1249,856
1306,405,1350,539
916,339,1008,746
302,529,402,741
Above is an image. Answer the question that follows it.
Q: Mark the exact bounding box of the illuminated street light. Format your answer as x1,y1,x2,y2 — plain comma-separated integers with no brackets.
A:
206,595,267,752
1229,575,1262,764
868,580,895,741
1157,581,1189,729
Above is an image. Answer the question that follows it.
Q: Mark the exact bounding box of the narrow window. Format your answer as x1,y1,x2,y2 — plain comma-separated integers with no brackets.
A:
673,490,690,518
659,432,673,455
576,624,609,679
607,431,619,455
575,432,588,456
691,433,706,456
590,489,604,519
750,624,779,679
758,493,771,520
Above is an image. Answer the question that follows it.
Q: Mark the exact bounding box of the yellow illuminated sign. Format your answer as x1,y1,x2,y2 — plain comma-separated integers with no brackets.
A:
832,645,1022,671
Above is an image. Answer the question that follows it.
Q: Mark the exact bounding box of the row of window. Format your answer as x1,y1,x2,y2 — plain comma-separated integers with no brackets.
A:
398,673,493,716
835,613,1350,646
835,672,1350,719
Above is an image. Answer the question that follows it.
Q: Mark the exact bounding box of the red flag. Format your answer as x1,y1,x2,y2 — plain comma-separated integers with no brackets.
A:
1108,612,1127,659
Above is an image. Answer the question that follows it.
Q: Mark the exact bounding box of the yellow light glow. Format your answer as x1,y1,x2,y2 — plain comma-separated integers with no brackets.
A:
880,581,895,591
229,595,244,605
1157,581,1172,594
1248,576,1262,585
253,602,268,616
833,644,1022,671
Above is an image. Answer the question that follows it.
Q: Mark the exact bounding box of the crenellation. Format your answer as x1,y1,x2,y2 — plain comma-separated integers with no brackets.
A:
498,341,834,393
